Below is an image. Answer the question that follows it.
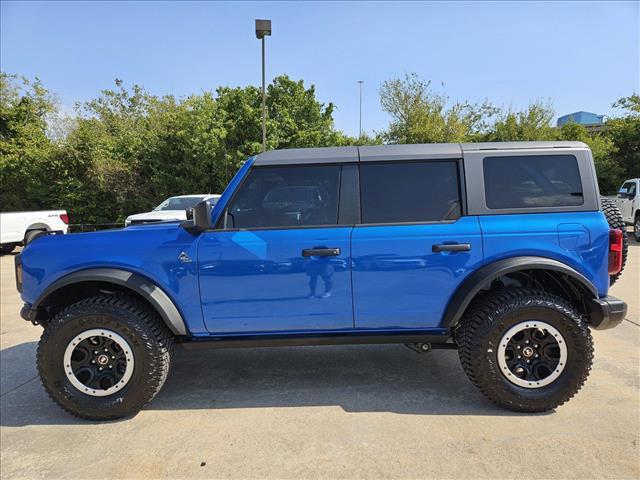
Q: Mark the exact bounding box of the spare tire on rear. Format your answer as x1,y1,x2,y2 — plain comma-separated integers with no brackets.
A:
601,197,628,286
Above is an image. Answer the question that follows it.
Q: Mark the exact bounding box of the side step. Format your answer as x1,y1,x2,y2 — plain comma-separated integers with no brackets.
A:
178,332,456,350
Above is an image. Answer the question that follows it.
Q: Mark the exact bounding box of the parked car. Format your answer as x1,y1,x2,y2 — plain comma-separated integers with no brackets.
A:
16,142,629,420
614,178,639,241
124,194,220,226
0,210,68,254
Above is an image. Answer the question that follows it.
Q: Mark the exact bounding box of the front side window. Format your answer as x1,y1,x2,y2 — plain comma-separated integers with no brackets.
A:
483,155,583,209
359,161,461,224
226,165,341,228
619,181,636,197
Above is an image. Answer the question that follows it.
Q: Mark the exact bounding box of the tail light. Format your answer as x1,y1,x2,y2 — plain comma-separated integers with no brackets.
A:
59,213,69,225
608,228,623,275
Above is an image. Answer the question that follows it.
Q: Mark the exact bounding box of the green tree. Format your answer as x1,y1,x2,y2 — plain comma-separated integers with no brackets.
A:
605,94,640,189
379,73,497,144
488,101,556,141
0,73,59,210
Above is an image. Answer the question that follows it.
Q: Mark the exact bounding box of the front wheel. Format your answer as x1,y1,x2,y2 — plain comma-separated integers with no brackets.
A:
634,215,640,242
37,294,173,420
456,288,593,412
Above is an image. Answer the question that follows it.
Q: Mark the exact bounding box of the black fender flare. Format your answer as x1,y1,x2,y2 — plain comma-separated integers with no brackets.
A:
34,268,188,335
440,256,598,329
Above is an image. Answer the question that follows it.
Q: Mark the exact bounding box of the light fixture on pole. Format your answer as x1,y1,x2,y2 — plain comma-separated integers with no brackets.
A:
255,19,271,152
357,80,364,139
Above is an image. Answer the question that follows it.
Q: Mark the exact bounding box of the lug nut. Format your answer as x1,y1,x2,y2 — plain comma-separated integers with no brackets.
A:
526,360,530,363
517,355,522,359
534,354,539,358
517,345,521,349
94,350,98,354
98,367,103,371
525,340,530,344
534,344,538,348
111,356,115,359
91,360,96,364
109,365,113,369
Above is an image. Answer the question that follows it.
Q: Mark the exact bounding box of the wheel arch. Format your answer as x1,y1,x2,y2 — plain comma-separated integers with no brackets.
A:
441,256,598,329
32,268,188,335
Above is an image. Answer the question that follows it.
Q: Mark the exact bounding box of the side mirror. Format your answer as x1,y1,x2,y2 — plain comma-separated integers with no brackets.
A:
181,200,211,233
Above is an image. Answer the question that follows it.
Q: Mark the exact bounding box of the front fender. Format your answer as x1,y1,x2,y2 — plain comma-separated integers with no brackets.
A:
32,268,188,335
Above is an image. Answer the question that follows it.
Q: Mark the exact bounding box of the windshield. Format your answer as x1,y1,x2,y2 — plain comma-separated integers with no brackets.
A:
154,196,205,211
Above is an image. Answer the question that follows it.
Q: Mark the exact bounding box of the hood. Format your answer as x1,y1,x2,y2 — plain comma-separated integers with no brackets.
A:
125,210,188,225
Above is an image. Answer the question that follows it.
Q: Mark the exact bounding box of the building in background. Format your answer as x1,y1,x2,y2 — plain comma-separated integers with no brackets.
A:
557,111,605,132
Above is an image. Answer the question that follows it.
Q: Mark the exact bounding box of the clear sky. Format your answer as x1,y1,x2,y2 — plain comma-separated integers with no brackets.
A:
1,1,638,137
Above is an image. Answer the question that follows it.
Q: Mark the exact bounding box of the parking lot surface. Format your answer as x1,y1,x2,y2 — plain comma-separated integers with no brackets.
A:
1,239,638,479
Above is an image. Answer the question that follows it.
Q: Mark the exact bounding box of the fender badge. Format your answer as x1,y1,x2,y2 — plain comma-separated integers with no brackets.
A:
178,251,192,263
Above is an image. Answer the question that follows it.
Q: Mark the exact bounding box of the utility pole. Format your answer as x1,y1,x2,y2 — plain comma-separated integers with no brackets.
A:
357,80,364,139
255,19,272,151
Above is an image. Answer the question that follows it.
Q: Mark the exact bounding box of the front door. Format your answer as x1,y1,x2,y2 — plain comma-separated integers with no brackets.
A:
351,160,483,329
198,164,354,334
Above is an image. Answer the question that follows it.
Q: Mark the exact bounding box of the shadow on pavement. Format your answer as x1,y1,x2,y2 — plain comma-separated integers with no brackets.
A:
1,342,541,426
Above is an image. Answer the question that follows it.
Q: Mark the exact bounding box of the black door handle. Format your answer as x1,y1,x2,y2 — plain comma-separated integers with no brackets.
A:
432,243,471,253
302,248,341,257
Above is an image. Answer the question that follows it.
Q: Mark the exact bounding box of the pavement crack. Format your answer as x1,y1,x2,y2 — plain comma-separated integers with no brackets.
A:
624,318,640,327
0,375,38,398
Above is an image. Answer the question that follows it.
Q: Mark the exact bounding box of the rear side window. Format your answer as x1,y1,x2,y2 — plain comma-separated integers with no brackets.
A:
483,155,583,209
359,161,461,224
226,165,340,228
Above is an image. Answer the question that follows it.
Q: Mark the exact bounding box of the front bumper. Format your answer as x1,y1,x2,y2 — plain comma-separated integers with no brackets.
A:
588,295,627,330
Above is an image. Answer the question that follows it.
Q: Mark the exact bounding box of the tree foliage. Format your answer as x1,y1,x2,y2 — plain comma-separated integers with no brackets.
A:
380,73,497,143
0,74,352,223
1,72,636,222
379,73,637,194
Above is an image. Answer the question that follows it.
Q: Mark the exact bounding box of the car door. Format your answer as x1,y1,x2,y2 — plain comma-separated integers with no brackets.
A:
351,159,483,330
198,163,356,334
617,181,635,222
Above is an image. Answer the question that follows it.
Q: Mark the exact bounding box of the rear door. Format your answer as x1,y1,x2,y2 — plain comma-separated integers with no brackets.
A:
351,159,483,329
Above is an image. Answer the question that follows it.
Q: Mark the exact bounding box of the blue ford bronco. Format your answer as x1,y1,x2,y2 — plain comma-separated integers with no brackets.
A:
16,141,629,420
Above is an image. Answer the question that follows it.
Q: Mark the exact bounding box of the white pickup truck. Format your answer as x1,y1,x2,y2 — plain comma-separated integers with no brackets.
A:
614,178,640,241
0,210,69,254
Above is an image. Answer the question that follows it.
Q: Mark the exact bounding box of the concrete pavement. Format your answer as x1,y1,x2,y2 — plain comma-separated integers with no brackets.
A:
1,239,638,479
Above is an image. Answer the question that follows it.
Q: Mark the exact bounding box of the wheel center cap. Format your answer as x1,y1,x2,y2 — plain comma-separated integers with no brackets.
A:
522,346,534,358
96,354,109,366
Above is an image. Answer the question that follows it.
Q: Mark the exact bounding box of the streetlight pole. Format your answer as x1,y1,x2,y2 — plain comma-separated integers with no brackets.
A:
255,19,272,152
357,80,364,139
261,37,266,150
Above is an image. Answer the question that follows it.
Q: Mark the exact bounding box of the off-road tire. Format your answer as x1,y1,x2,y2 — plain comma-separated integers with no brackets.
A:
0,243,16,255
456,288,593,412
37,294,173,420
601,196,628,285
634,213,640,242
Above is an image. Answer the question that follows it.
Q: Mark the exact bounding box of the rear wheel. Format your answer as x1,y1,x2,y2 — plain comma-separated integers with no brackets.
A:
456,288,593,412
37,294,173,420
601,197,628,285
634,214,640,242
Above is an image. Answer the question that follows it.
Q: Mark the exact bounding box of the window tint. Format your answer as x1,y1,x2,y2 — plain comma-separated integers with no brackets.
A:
227,166,341,228
620,181,636,195
359,161,461,224
483,155,583,209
